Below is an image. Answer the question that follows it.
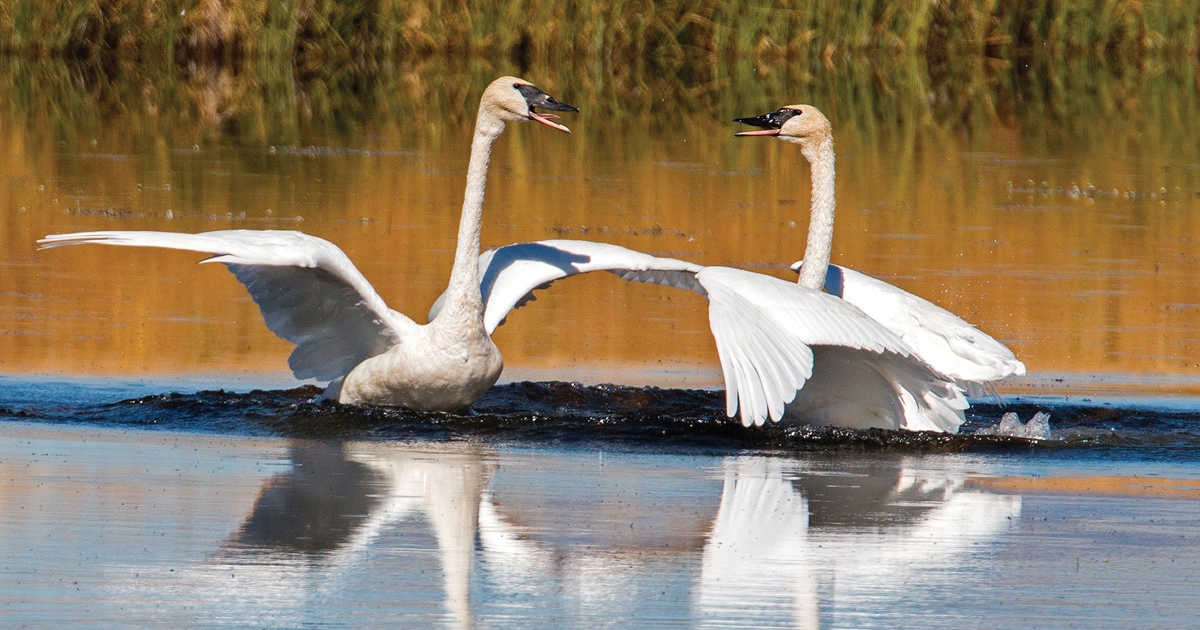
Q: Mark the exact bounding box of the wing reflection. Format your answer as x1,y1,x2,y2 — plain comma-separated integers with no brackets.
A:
697,457,819,629
171,446,1017,627
230,441,388,553
697,456,1022,627
480,454,1021,627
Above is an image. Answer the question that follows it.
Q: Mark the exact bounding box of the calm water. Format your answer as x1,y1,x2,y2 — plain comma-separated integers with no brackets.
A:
3,55,1200,626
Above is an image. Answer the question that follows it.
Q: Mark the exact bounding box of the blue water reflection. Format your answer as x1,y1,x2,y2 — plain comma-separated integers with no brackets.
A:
2,424,1031,627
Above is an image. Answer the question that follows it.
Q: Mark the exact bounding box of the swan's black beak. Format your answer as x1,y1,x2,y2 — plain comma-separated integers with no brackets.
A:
516,84,579,133
734,108,802,136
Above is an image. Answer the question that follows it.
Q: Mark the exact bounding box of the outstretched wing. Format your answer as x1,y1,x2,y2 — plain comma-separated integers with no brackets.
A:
428,239,706,334
38,230,418,381
807,262,1025,388
696,266,924,427
427,240,942,428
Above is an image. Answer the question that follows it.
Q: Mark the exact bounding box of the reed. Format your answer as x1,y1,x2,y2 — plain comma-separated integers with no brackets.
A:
1,0,1197,66
3,44,1196,159
2,1,1198,171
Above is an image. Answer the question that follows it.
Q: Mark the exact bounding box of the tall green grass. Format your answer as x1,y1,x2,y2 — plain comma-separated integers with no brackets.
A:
2,1,1198,171
4,45,1196,150
0,0,1197,66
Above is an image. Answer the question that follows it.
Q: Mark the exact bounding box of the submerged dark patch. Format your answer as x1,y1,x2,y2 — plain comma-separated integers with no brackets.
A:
5,381,1200,457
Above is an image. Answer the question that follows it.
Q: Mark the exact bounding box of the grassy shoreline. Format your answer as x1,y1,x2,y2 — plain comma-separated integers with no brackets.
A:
2,1,1197,158
0,0,1197,69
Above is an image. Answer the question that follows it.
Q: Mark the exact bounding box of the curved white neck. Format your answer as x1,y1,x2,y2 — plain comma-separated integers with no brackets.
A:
797,137,836,291
440,113,505,322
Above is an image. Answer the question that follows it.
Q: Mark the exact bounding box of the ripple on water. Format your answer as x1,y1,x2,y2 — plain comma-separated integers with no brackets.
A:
2,380,1200,456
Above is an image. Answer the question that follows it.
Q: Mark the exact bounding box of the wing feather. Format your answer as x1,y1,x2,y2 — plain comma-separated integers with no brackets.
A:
808,262,1025,387
38,230,417,381
697,266,927,426
428,239,706,334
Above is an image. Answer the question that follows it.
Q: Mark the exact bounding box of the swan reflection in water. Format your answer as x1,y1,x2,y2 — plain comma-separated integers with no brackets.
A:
697,457,1021,628
202,443,1019,627
196,441,497,629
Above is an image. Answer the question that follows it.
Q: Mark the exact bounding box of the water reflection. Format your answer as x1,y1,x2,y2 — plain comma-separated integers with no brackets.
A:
9,422,1200,627
4,55,1200,390
209,441,495,629
698,458,819,628
229,442,388,553
201,442,1018,626
699,458,1020,627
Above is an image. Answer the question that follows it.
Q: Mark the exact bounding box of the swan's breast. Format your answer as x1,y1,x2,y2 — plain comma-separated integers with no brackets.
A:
338,329,503,411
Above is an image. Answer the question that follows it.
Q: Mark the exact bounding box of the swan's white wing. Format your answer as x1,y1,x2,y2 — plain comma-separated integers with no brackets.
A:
787,345,967,432
38,230,418,381
428,239,706,334
696,266,925,427
802,262,1025,387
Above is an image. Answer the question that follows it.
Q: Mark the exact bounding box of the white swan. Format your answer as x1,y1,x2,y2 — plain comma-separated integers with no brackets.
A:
37,76,577,412
735,105,1025,391
440,106,1023,431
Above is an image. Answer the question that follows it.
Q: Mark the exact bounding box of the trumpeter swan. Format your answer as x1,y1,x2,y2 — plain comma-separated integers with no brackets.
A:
38,76,577,412
734,105,1025,394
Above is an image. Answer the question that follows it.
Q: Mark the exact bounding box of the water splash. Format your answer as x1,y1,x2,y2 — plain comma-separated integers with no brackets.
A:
6,380,1200,456
975,412,1052,440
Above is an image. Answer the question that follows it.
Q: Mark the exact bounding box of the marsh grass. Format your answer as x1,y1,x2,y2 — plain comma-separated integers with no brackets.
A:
4,44,1197,155
2,1,1197,146
1,0,1197,67
2,1,1199,162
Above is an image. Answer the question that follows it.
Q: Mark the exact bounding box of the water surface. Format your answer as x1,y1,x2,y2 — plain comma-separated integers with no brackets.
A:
1,58,1199,392
4,379,1200,628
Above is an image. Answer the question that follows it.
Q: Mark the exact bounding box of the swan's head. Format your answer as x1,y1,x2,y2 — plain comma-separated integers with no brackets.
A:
733,105,831,149
481,76,579,133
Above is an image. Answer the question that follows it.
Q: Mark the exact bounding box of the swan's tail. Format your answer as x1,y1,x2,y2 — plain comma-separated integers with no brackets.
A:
877,351,968,433
783,346,966,433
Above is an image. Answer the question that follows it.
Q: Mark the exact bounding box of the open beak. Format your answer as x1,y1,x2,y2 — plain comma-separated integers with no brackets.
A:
529,111,572,133
515,83,578,134
735,129,780,136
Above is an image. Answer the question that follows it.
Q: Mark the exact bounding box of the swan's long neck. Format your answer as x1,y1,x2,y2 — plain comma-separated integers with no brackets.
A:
797,136,836,291
440,114,505,325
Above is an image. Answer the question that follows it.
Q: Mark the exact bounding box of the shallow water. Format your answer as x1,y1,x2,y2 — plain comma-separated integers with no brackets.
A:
4,379,1200,628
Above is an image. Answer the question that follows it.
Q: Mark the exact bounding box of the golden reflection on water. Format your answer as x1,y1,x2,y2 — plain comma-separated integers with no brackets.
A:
3,58,1200,392
969,475,1200,500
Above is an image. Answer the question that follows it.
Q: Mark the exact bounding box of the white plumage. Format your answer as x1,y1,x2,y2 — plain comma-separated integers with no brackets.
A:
38,97,1020,432
442,104,1022,432
436,238,968,431
428,239,704,334
809,262,1025,393
38,76,578,412
40,229,416,382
